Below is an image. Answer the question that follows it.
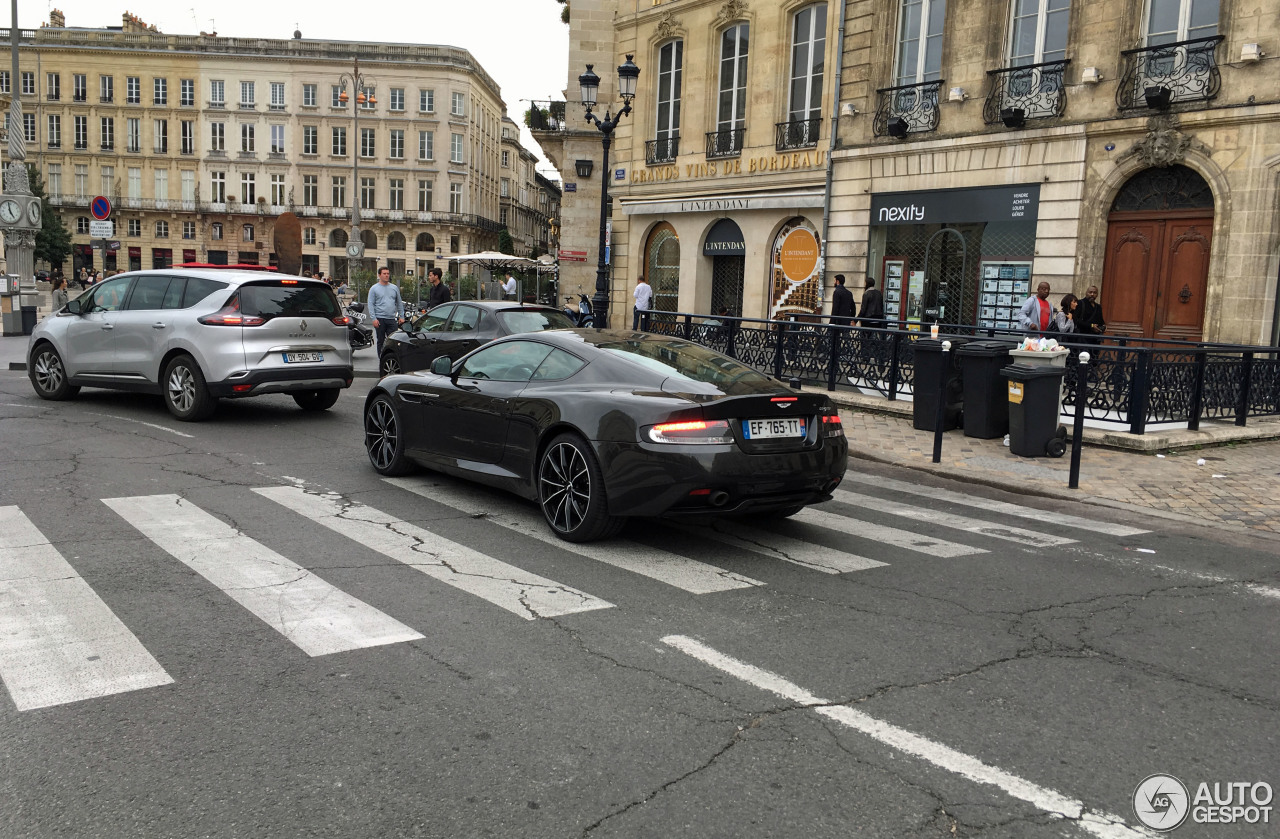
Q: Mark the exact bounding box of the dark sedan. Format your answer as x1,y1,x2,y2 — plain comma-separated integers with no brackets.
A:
378,300,576,376
363,330,848,542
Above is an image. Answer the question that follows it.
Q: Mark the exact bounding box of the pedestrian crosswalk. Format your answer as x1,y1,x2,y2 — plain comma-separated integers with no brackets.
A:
0,474,1153,712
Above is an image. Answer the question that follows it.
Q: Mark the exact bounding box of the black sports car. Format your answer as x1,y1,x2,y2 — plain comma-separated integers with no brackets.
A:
378,300,576,376
363,329,848,542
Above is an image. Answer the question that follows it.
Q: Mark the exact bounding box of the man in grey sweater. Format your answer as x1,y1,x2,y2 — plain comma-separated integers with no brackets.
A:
367,266,405,355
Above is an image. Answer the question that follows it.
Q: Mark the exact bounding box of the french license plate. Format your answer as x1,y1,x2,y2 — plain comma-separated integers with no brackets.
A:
283,351,323,363
742,417,806,440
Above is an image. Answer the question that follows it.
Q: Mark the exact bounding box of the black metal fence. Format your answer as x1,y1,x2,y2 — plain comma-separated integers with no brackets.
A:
640,311,1280,435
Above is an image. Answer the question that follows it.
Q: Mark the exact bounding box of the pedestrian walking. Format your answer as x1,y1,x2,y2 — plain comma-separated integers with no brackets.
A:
366,266,404,356
633,275,653,330
830,274,855,326
1017,282,1055,334
1076,285,1107,344
51,276,69,313
860,276,886,328
427,267,451,309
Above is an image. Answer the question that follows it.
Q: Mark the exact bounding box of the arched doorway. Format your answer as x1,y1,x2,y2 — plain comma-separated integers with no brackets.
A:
1101,165,1213,342
704,218,745,316
645,222,680,313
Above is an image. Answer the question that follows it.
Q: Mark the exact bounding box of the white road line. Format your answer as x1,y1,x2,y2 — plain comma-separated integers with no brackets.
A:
1247,585,1280,600
663,636,1152,839
0,506,173,711
668,523,888,575
833,489,1076,548
846,473,1150,537
386,477,764,595
791,506,986,558
254,486,613,620
86,412,195,438
104,494,424,656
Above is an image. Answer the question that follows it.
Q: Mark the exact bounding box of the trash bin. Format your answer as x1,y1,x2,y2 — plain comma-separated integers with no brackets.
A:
20,306,37,335
912,336,969,432
1002,363,1068,457
956,340,1016,439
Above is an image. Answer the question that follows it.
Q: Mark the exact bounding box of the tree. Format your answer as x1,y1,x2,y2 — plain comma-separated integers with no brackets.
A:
556,0,570,24
497,227,515,255
27,164,72,268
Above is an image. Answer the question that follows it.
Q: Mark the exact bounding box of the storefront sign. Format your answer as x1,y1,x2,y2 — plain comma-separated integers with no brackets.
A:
870,184,1041,226
702,218,745,255
558,249,588,262
778,228,819,282
631,151,826,185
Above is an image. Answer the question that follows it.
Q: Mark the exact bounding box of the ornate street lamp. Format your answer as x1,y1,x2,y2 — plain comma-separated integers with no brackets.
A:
336,59,376,286
578,54,639,328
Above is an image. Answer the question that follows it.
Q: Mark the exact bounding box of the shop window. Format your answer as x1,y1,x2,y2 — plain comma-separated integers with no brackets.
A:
644,222,680,314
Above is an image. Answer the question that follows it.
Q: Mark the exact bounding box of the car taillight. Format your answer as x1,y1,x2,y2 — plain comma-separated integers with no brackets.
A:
332,315,350,326
821,413,844,438
645,419,732,445
198,294,264,326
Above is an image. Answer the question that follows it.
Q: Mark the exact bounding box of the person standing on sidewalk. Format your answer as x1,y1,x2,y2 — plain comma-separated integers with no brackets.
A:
1053,293,1078,334
367,266,404,356
1076,285,1107,344
427,267,451,309
860,276,886,328
1017,282,1055,333
51,277,69,313
633,275,653,330
830,274,855,326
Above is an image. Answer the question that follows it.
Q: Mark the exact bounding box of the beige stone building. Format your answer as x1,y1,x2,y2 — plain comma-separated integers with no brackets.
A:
549,0,1280,344
9,11,551,285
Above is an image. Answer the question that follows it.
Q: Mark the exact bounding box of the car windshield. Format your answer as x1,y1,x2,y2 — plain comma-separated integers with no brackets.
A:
496,308,576,333
238,281,341,320
597,338,776,390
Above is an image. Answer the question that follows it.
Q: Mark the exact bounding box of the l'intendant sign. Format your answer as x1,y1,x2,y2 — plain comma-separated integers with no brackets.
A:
870,184,1041,226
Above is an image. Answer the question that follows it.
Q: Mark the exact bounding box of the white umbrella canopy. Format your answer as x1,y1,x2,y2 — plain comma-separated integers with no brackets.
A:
449,251,539,272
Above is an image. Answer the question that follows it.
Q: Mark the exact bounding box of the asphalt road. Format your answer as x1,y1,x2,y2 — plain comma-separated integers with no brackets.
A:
0,370,1276,839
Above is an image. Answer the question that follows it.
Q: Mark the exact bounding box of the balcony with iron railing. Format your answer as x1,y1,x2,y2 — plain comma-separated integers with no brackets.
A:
646,136,679,165
775,117,821,150
983,60,1070,126
873,81,943,138
526,100,568,132
705,127,744,159
1117,36,1224,110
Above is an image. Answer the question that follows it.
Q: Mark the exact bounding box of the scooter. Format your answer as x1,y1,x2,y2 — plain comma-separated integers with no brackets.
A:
563,294,593,327
344,302,375,351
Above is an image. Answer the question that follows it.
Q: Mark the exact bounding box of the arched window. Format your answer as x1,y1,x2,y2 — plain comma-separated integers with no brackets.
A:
329,228,348,248
1111,165,1213,212
387,231,406,251
644,222,680,314
360,229,377,250
416,232,436,252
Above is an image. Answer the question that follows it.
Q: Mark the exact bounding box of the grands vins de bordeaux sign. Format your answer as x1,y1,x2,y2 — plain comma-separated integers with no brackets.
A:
630,150,828,185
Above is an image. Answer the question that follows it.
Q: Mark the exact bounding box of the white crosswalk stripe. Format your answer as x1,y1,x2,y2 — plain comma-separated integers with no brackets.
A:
667,522,888,575
104,495,425,657
386,477,765,594
253,486,614,620
844,473,1150,537
0,506,174,711
832,490,1076,548
790,506,987,558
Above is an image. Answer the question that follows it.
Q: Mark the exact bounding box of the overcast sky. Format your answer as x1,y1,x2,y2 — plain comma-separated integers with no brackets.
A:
15,0,570,175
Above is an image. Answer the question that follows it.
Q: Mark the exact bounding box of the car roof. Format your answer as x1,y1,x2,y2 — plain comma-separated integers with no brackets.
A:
97,268,329,289
444,301,564,313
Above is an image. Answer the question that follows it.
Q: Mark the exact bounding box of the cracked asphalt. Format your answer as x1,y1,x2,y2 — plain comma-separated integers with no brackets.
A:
0,369,1276,839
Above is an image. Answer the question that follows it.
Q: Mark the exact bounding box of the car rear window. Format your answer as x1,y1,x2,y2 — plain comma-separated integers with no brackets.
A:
598,338,775,388
237,281,341,320
496,308,576,334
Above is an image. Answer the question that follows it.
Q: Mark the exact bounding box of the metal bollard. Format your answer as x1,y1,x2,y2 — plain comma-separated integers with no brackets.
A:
1068,351,1090,489
932,340,951,464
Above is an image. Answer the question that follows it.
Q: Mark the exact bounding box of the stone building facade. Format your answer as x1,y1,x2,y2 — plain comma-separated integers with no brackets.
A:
550,0,1280,344
7,12,550,283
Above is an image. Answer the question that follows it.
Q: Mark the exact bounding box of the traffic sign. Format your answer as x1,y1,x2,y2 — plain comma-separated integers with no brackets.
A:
89,220,114,238
108,240,121,251
90,196,112,221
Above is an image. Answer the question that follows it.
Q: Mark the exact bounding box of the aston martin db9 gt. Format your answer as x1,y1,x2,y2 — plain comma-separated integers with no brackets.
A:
378,301,576,377
363,330,848,542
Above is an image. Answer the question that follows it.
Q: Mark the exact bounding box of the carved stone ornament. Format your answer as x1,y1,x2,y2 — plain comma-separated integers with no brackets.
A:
4,161,30,195
1119,117,1197,168
3,228,36,249
715,0,749,24
655,11,683,40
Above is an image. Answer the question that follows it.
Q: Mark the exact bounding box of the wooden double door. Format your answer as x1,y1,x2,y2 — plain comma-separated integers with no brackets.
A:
1101,210,1211,342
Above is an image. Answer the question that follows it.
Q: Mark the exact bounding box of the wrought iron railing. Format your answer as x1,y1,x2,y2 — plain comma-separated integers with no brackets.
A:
983,60,1069,125
706,127,745,159
774,118,821,150
640,310,1280,434
645,136,679,165
1117,36,1223,110
873,81,943,137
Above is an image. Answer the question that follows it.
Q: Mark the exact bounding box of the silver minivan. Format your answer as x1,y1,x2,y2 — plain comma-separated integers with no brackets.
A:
28,268,354,421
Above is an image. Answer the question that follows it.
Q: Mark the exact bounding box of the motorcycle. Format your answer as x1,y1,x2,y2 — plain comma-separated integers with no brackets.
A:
563,294,594,328
344,302,375,352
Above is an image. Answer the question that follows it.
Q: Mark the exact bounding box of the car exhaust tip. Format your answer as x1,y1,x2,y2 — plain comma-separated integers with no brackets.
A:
709,490,730,507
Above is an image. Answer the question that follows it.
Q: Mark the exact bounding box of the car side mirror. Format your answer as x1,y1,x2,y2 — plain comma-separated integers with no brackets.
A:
66,298,82,315
430,356,453,375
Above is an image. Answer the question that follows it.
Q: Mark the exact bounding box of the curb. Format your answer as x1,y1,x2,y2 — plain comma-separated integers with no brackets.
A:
848,450,1280,545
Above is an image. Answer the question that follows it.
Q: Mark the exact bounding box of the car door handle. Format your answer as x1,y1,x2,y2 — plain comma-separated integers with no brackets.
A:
152,322,167,329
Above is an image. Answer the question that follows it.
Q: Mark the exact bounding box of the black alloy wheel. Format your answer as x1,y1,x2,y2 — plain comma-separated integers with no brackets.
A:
538,434,623,543
29,344,80,400
379,353,401,377
364,393,415,476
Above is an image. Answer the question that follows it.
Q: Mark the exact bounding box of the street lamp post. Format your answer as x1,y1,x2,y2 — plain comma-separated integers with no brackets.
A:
337,59,375,290
577,55,639,328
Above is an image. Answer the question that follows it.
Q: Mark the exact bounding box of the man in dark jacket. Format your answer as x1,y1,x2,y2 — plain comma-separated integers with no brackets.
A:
830,274,855,325
860,276,886,328
427,267,452,308
1076,284,1106,344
